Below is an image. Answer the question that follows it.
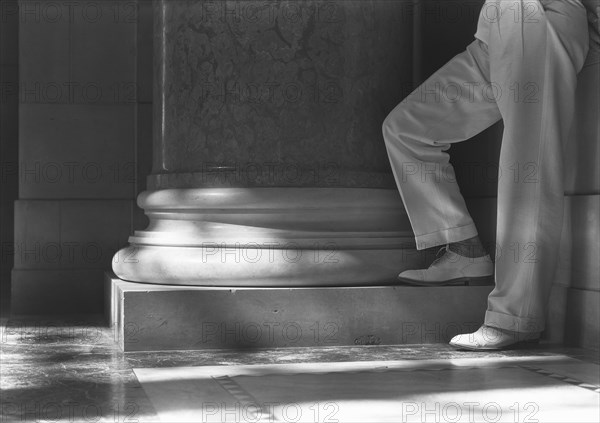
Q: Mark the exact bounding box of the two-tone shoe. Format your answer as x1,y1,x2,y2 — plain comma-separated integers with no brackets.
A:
397,246,494,286
449,325,540,351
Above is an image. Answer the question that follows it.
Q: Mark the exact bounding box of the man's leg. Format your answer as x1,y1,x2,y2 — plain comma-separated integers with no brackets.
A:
382,39,501,251
483,0,590,334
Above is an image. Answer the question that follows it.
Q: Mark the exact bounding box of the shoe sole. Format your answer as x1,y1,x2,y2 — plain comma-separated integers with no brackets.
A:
449,338,540,351
396,275,494,287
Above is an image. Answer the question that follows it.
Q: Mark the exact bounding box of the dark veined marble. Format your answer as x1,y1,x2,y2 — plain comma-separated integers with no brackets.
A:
0,315,160,423
153,0,414,187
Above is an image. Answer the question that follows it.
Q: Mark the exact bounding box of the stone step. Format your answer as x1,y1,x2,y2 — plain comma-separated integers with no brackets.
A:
106,273,494,352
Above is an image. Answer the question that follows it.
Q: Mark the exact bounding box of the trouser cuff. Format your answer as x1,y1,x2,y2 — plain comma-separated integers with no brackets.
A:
414,223,478,251
485,310,544,334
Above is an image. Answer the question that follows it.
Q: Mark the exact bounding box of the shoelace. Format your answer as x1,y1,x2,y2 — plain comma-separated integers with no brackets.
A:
429,245,452,267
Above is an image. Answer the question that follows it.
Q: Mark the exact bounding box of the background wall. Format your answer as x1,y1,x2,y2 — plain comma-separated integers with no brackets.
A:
0,0,19,310
563,37,600,351
9,0,152,314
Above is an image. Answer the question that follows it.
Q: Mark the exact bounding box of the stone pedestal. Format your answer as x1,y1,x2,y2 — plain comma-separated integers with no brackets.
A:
106,273,493,351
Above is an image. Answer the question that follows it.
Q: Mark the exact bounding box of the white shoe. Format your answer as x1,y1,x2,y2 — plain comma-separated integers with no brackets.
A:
398,246,493,286
449,325,540,351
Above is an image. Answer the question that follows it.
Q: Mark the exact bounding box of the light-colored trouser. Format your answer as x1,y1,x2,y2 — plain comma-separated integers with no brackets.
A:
382,0,590,333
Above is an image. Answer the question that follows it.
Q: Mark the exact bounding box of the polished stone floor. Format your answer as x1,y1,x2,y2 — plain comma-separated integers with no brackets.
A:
1,314,599,422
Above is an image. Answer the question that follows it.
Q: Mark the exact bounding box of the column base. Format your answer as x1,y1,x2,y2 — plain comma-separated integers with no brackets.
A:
112,187,420,286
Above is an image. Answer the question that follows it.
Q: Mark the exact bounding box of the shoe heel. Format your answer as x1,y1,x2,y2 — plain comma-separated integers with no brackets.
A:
465,276,494,286
508,338,541,350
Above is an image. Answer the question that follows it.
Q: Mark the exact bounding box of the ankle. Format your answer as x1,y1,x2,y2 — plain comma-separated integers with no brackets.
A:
448,236,487,258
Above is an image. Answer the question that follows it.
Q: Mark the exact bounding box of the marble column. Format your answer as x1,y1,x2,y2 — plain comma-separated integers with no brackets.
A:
113,0,417,286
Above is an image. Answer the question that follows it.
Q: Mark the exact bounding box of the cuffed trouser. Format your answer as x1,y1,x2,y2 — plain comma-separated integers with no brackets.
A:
382,0,590,333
